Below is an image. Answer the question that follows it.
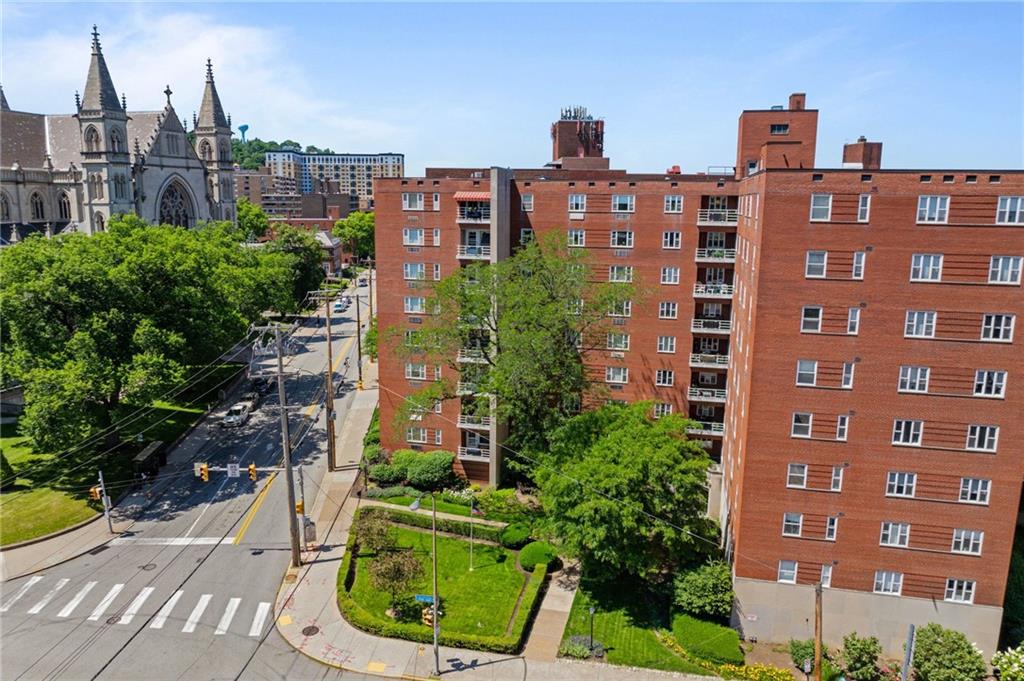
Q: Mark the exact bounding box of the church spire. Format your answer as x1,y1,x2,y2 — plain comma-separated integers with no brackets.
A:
81,25,122,116
196,58,229,130
0,85,9,111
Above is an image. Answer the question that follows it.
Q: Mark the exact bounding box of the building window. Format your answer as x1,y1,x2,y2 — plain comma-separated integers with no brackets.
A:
982,313,1015,341
880,521,910,547
809,194,832,221
801,306,822,332
58,193,71,220
402,193,424,210
770,123,790,135
406,427,427,444
662,231,681,249
605,366,628,384
825,517,838,541
433,193,440,211
831,466,844,492
654,369,674,387
820,565,833,588
787,463,808,488
966,424,999,452
29,193,45,221
567,229,586,247
944,579,976,604
805,251,827,278
898,366,930,393
838,362,854,389
886,471,917,498
843,308,859,335
952,529,984,555
433,228,441,246
782,513,803,537
791,412,812,438
892,419,923,446
610,230,634,248
960,477,991,504
857,194,871,222
698,337,719,354
568,194,587,212
657,336,676,353
917,195,949,223
405,363,427,380
996,196,1024,224
609,300,632,317
432,263,441,281
403,263,425,280
606,333,630,350
85,125,101,152
905,311,936,338
661,267,680,285
836,415,849,441
609,265,633,283
403,228,424,246
404,296,425,314
659,302,678,319
989,256,1022,284
653,403,673,418
611,194,635,213
521,193,534,212
777,560,798,584
698,372,716,385
520,228,535,244
795,360,817,386
911,254,943,281
852,252,866,280
664,195,683,213
974,370,1007,398
873,571,903,596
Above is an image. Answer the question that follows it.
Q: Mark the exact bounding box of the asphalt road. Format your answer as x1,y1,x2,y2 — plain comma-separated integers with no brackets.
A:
0,302,368,681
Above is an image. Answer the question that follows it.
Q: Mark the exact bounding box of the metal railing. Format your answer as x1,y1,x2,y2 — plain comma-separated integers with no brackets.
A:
693,283,734,297
457,205,491,222
688,387,728,402
695,248,737,262
689,353,730,367
458,446,490,461
697,209,739,225
687,421,725,435
457,244,491,259
457,414,492,429
457,347,488,363
691,319,733,332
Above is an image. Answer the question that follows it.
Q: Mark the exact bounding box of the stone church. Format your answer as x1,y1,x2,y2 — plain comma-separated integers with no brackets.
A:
0,27,235,243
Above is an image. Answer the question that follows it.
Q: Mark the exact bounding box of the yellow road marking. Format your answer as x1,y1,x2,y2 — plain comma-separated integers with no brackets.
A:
277,614,292,626
303,334,357,417
233,471,278,545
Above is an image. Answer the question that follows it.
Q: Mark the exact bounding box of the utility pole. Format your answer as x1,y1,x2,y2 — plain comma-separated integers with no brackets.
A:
98,470,113,534
900,624,916,681
272,325,302,568
430,493,440,677
354,291,364,389
298,464,306,514
813,581,823,681
311,289,339,472
367,258,374,319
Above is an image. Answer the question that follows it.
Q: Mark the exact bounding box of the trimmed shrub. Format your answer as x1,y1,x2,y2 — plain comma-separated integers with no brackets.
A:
671,613,744,665
476,487,532,521
499,522,531,549
368,463,405,485
438,488,474,506
364,485,419,499
912,623,986,681
559,640,592,659
362,443,385,466
519,541,557,571
673,561,734,622
363,408,380,446
370,507,505,544
389,449,420,478
842,632,882,681
406,450,455,491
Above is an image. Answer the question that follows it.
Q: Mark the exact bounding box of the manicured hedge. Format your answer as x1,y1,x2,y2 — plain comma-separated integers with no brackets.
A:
499,522,531,549
519,541,558,571
370,507,505,543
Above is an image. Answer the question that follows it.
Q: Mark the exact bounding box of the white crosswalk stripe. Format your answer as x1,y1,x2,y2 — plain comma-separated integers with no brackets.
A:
249,601,271,637
88,583,124,621
118,586,155,624
150,590,183,629
1,576,43,613
28,578,69,614
214,597,241,635
182,594,212,633
58,581,97,618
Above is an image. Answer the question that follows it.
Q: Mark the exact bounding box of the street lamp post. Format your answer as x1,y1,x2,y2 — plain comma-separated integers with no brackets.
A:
410,494,440,677
588,606,596,652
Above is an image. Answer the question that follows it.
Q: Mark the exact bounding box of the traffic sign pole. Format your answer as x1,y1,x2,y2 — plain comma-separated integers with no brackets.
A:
98,470,113,534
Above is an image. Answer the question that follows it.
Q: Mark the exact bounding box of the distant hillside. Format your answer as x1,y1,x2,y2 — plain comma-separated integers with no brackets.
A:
231,138,337,170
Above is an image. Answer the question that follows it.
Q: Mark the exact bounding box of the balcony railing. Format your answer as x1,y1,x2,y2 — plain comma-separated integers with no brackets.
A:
695,248,737,263
457,244,491,259
693,283,734,298
457,414,492,429
457,347,488,363
697,209,739,226
456,381,485,395
457,206,491,222
458,446,491,462
688,387,728,403
689,353,730,368
691,319,732,333
687,421,725,436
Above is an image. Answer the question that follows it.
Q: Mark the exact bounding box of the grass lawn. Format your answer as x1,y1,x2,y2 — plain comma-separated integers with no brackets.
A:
350,526,525,637
671,613,744,665
563,578,711,675
372,495,472,517
0,363,242,546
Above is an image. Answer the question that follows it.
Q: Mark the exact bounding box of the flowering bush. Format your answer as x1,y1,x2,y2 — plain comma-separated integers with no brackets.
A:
655,630,791,681
993,646,1024,681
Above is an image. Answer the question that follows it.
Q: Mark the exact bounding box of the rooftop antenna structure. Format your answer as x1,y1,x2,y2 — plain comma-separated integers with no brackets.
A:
238,124,249,142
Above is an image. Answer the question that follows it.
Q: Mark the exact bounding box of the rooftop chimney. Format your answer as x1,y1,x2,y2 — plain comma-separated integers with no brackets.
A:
789,93,807,111
550,106,609,170
842,136,883,170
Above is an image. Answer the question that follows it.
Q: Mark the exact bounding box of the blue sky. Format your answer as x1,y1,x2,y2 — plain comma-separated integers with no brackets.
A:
2,2,1021,174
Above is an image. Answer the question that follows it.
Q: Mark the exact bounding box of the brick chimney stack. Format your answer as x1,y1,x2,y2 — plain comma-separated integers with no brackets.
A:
789,93,807,111
843,136,883,170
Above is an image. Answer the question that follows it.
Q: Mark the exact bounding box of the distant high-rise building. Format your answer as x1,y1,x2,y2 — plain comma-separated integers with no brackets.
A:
263,149,403,209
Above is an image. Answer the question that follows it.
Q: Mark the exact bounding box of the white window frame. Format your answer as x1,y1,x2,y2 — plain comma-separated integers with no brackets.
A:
433,263,441,281
904,310,936,338
989,256,1022,284
605,366,629,384
795,360,817,386
403,296,426,314
805,251,827,278
952,529,984,555
847,308,861,335
403,262,425,280
404,363,427,380
406,426,427,443
873,571,903,596
567,229,586,247
662,231,681,249
402,227,425,246
857,194,871,222
852,252,866,280
801,306,823,333
911,254,943,282
973,370,1007,398
787,463,808,488
791,412,812,438
520,228,534,244
825,517,838,541
982,313,1015,342
996,196,1024,224
959,477,991,505
836,415,849,441
820,565,832,588
880,521,910,548
830,466,844,492
917,195,949,223
653,403,673,418
568,194,587,212
892,419,923,446
841,362,855,389
432,228,441,246
886,471,917,498
782,513,803,537
657,336,676,353
521,193,534,212
810,193,832,221
659,302,678,319
944,579,975,604
606,332,630,351
663,195,683,214
898,366,930,393
611,194,635,213
661,267,680,285
608,300,632,318
609,265,634,283
966,424,999,452
610,230,634,248
402,192,424,211
655,369,675,387
777,560,798,584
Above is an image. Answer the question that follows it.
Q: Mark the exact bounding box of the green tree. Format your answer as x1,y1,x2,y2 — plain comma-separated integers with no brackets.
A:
236,196,269,240
368,548,424,615
363,317,378,361
841,632,882,681
355,509,394,554
673,561,734,621
912,623,986,681
230,137,286,170
332,211,375,260
533,402,716,582
264,225,325,309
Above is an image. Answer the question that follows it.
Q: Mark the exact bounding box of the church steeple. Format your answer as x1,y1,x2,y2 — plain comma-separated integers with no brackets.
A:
1,85,9,111
196,59,229,130
81,26,123,117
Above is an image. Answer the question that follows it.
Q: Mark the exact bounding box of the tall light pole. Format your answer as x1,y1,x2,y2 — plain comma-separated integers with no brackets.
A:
410,494,440,676
354,292,364,389
311,289,339,471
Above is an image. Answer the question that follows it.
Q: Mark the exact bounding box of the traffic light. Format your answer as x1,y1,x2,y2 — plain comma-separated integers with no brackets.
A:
200,463,209,482
248,463,257,481
295,500,304,515
90,486,102,501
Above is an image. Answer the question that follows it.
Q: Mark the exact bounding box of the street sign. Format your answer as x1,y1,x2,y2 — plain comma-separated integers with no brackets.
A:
803,659,812,674
227,463,240,478
415,594,434,604
194,463,202,477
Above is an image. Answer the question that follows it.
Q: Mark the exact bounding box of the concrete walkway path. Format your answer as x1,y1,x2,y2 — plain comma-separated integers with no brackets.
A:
522,561,580,662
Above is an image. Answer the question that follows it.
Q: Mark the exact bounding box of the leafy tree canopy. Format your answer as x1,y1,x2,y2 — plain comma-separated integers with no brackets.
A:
236,196,269,241
912,623,986,681
333,211,375,260
673,560,734,621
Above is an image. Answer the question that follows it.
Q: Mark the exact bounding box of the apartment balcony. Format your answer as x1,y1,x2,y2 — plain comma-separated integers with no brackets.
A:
693,283,734,299
458,446,491,462
697,209,739,226
457,414,492,430
457,347,489,363
687,421,725,437
457,244,491,260
695,248,737,263
457,205,491,223
689,353,730,368
688,387,727,403
456,381,487,395
691,318,732,334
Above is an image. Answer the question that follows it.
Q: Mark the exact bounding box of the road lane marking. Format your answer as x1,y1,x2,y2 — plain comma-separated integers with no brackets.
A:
150,590,183,629
118,586,155,624
185,475,232,538
28,578,69,614
182,593,212,632
214,597,241,635
1,575,43,612
249,602,271,637
88,584,124,621
110,537,236,546
233,471,278,545
58,581,97,618
302,334,357,418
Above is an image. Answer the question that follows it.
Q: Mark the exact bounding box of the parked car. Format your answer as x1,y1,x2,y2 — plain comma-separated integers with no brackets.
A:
358,277,368,287
222,394,258,427
241,391,262,410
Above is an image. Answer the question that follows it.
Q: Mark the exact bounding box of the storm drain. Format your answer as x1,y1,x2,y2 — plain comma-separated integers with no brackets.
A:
302,625,320,636
138,563,157,571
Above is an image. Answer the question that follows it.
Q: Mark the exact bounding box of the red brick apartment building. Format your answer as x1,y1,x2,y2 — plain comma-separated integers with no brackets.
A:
376,94,1023,655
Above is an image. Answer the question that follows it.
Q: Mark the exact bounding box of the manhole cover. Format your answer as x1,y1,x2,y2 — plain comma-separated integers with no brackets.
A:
302,625,320,636
138,563,157,571
106,615,120,625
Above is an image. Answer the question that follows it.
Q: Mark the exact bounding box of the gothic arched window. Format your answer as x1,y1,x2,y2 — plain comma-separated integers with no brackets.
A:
158,181,195,228
88,173,104,200
199,140,212,162
218,141,230,161
1,193,11,222
58,192,71,220
30,193,45,221
110,128,124,153
94,212,105,231
85,126,101,152
113,175,129,200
